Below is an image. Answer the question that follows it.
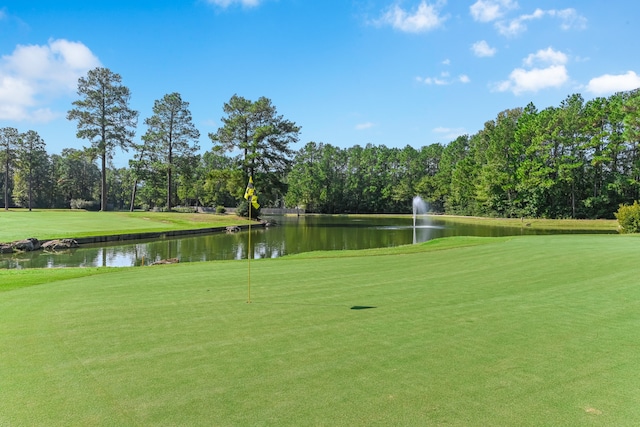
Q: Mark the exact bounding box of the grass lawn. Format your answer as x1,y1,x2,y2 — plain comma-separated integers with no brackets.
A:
0,209,252,242
433,215,618,231
2,234,640,425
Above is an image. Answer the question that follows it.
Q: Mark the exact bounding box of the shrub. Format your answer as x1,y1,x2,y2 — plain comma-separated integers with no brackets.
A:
615,201,640,233
216,205,226,214
236,199,261,219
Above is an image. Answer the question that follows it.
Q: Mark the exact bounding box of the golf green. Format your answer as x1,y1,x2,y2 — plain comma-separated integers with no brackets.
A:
1,234,639,425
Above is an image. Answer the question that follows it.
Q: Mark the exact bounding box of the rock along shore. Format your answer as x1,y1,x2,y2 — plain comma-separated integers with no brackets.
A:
0,222,267,254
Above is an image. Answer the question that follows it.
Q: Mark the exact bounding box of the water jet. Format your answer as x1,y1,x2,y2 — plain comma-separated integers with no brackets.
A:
412,196,429,244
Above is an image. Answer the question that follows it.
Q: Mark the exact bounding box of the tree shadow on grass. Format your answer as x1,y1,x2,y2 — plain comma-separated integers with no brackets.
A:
350,306,376,310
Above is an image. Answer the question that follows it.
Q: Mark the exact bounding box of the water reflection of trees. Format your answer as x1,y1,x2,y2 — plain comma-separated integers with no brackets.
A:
1,215,583,269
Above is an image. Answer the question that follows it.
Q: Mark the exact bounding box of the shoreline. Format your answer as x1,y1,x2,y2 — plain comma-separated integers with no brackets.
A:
71,223,262,245
1,222,266,254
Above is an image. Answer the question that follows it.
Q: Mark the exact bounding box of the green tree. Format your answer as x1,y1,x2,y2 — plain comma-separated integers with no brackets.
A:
106,167,131,211
384,146,412,212
128,138,158,211
67,67,138,211
14,130,48,210
415,143,445,212
175,153,201,207
622,89,640,201
209,95,300,207
0,127,19,210
51,148,100,208
142,93,200,211
435,135,470,213
200,151,242,208
286,142,327,212
475,108,524,217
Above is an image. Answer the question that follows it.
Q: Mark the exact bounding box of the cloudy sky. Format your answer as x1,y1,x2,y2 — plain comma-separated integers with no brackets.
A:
1,1,639,164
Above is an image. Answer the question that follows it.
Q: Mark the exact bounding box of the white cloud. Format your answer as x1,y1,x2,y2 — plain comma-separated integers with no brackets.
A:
495,65,568,95
355,122,375,130
496,8,544,36
549,8,587,30
417,71,448,85
471,40,497,57
470,0,518,23
0,38,100,122
586,71,640,95
495,7,586,36
378,1,448,33
523,47,567,67
206,0,261,7
417,71,469,86
495,47,569,94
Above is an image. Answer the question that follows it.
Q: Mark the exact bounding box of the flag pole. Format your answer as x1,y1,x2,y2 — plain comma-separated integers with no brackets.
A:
247,203,252,303
244,176,258,304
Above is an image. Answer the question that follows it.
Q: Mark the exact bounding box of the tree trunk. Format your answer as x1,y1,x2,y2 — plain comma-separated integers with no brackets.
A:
101,151,107,211
28,166,33,211
166,144,172,211
4,156,8,210
130,179,138,212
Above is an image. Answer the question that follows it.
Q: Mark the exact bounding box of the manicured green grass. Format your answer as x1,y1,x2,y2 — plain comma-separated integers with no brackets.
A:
333,213,618,231
435,214,618,231
0,209,252,242
2,234,640,425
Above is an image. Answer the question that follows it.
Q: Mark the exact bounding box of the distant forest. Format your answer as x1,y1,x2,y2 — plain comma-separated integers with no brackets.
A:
2,67,640,219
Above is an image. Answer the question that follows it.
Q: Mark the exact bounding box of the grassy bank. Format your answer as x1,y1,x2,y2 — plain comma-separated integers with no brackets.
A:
343,213,618,231
435,214,618,231
2,234,639,425
0,209,252,242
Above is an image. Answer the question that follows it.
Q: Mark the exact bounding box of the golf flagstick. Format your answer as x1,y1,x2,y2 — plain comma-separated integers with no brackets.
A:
247,205,251,303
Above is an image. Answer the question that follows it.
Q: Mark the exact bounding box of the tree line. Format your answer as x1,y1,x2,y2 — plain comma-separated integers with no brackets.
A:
287,92,640,219
2,66,640,219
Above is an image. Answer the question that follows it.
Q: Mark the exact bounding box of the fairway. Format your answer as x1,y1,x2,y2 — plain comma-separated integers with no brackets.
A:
0,210,251,242
2,234,640,425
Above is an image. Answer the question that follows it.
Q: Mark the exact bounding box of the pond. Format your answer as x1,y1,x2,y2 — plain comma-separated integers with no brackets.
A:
0,215,613,269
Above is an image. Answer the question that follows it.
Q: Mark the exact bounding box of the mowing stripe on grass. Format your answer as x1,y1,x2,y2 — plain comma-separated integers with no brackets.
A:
2,234,640,426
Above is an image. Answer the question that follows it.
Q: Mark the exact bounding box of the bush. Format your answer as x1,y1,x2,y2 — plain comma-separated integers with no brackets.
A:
216,205,226,214
70,199,100,211
615,201,640,233
236,199,261,219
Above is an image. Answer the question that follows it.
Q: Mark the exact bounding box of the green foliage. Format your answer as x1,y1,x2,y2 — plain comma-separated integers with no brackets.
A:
0,127,19,209
9,83,640,219
142,92,200,211
615,201,640,233
209,95,300,206
215,205,226,214
236,198,261,218
67,67,138,211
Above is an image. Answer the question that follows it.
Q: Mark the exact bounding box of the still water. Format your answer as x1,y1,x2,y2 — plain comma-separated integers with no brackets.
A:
0,215,610,269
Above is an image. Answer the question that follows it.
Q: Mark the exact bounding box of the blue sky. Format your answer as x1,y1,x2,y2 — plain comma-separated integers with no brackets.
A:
2,1,640,166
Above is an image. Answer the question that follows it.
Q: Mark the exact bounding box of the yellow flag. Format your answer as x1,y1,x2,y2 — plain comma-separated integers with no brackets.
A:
244,176,254,200
244,177,259,209
250,194,260,209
